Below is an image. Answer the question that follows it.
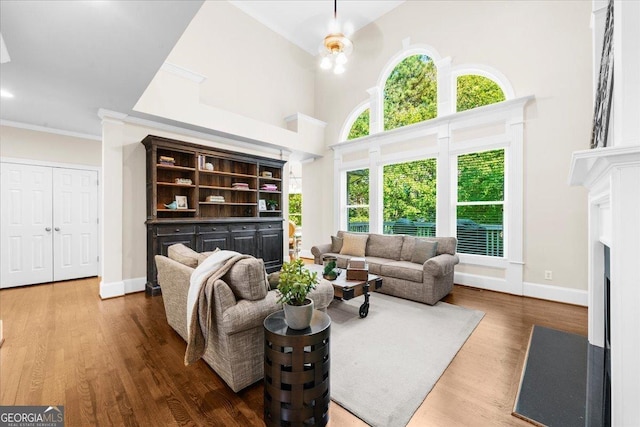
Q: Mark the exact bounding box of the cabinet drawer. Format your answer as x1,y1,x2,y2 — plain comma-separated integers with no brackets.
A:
258,222,282,230
156,225,195,236
196,224,229,233
230,224,257,232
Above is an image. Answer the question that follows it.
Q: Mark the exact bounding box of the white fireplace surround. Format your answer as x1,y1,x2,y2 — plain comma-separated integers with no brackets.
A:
569,145,640,425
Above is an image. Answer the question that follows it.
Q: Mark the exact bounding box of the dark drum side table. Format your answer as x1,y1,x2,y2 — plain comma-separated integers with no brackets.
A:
263,310,331,427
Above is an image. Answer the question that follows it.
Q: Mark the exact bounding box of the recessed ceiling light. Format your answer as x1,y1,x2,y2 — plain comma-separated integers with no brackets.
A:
0,89,14,98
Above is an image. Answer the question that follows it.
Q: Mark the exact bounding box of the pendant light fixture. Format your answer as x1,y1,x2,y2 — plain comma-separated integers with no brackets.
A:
319,0,353,75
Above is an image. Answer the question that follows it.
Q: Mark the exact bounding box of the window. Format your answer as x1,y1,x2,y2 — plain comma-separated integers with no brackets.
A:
384,55,437,131
456,149,505,257
383,159,437,236
456,74,505,112
347,109,370,140
346,169,369,232
289,193,302,226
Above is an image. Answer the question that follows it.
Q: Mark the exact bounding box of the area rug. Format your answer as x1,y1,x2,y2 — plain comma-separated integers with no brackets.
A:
328,293,484,427
512,326,588,427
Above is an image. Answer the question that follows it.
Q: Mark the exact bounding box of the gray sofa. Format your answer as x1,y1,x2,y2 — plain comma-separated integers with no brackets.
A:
155,245,334,392
311,231,459,305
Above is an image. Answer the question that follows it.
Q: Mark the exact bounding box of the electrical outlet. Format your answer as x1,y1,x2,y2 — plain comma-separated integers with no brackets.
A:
544,270,553,280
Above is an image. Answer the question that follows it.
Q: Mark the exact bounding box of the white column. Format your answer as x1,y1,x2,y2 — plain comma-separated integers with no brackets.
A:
367,86,383,134
98,111,126,299
505,114,525,295
436,124,451,237
610,163,640,426
368,147,381,234
436,57,453,117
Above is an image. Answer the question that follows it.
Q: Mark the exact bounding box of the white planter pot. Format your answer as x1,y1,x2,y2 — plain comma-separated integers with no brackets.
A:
283,299,314,330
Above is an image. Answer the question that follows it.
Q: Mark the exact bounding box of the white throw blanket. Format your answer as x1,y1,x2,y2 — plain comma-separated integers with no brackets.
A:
184,250,252,365
186,250,239,330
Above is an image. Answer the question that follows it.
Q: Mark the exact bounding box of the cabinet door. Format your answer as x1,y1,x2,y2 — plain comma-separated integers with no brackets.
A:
198,233,229,252
0,163,53,288
158,234,196,256
258,228,283,273
52,168,99,281
230,231,258,257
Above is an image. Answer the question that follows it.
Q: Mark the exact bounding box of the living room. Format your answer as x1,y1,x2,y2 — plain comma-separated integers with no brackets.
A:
1,1,639,426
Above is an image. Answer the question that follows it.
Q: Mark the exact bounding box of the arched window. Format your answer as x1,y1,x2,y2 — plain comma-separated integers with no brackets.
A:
347,109,370,140
456,74,505,112
384,54,437,131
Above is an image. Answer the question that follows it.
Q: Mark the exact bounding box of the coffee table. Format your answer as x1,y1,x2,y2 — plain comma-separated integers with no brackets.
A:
305,264,382,318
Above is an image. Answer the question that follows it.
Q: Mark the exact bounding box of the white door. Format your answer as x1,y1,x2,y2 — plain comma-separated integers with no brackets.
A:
52,168,98,281
0,163,54,288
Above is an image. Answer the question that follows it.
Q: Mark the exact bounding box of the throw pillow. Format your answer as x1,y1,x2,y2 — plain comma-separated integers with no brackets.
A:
223,258,268,301
331,235,344,253
197,248,220,266
411,239,438,264
167,244,199,268
339,233,369,257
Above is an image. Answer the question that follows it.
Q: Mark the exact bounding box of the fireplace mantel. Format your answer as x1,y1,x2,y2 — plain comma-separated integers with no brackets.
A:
569,144,640,426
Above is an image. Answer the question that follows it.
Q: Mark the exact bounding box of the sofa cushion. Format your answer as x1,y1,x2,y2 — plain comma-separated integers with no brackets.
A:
366,234,404,260
340,233,369,257
167,244,199,268
331,235,344,253
400,236,416,261
222,258,269,301
365,256,396,275
411,240,438,264
380,261,423,283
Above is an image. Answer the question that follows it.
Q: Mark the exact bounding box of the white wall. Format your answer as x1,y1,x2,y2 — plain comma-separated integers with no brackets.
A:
134,0,325,157
0,125,101,166
309,0,592,293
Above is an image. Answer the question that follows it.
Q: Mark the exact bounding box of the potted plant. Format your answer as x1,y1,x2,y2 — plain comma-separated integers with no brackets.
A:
322,255,340,280
276,259,318,329
266,199,278,211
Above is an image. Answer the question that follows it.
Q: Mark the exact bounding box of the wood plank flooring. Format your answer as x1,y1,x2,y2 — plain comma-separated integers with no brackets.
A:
0,278,587,426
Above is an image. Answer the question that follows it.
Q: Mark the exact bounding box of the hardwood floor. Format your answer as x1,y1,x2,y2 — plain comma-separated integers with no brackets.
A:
0,278,587,426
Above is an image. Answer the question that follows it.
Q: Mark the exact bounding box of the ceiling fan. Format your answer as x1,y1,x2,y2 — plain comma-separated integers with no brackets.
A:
318,0,353,74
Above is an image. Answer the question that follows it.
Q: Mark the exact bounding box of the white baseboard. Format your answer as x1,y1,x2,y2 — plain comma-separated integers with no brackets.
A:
523,281,588,306
454,272,511,294
124,277,146,294
99,280,125,299
454,272,588,306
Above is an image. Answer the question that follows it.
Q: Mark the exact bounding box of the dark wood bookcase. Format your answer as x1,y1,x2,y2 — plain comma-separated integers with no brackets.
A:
142,135,286,295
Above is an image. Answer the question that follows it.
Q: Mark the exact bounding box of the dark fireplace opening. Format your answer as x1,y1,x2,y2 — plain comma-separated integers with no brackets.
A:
603,245,611,426
588,245,612,426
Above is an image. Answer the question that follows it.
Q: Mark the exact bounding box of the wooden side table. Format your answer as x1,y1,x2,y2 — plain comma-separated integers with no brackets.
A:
263,310,331,427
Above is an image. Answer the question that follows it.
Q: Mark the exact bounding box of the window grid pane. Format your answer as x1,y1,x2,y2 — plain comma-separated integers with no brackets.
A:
457,149,505,257
346,169,369,232
383,158,437,236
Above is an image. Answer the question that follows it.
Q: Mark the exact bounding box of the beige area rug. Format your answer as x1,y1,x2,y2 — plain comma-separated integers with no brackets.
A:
328,293,484,427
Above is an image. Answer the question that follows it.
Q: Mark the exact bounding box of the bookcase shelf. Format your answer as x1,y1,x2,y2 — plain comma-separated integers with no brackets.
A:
142,135,286,295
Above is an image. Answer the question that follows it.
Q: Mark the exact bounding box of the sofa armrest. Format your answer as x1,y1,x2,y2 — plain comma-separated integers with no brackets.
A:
423,253,460,278
155,255,195,338
308,279,335,311
311,243,333,264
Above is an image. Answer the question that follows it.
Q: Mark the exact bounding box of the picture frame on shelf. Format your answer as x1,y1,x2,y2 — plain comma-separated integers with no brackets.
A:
258,199,267,211
175,195,188,210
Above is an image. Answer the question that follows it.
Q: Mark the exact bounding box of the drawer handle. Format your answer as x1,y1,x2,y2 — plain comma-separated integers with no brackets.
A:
175,228,180,232
268,225,272,228
242,226,247,230
212,227,217,231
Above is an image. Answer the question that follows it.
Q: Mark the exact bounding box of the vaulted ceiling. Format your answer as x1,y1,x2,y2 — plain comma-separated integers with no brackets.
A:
0,1,403,139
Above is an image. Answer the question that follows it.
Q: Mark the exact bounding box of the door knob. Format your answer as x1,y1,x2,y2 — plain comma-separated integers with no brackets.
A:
45,227,52,232
54,227,60,231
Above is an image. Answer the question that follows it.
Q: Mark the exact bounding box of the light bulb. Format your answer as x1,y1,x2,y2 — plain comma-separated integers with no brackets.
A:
333,64,345,75
336,52,348,65
320,56,332,70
